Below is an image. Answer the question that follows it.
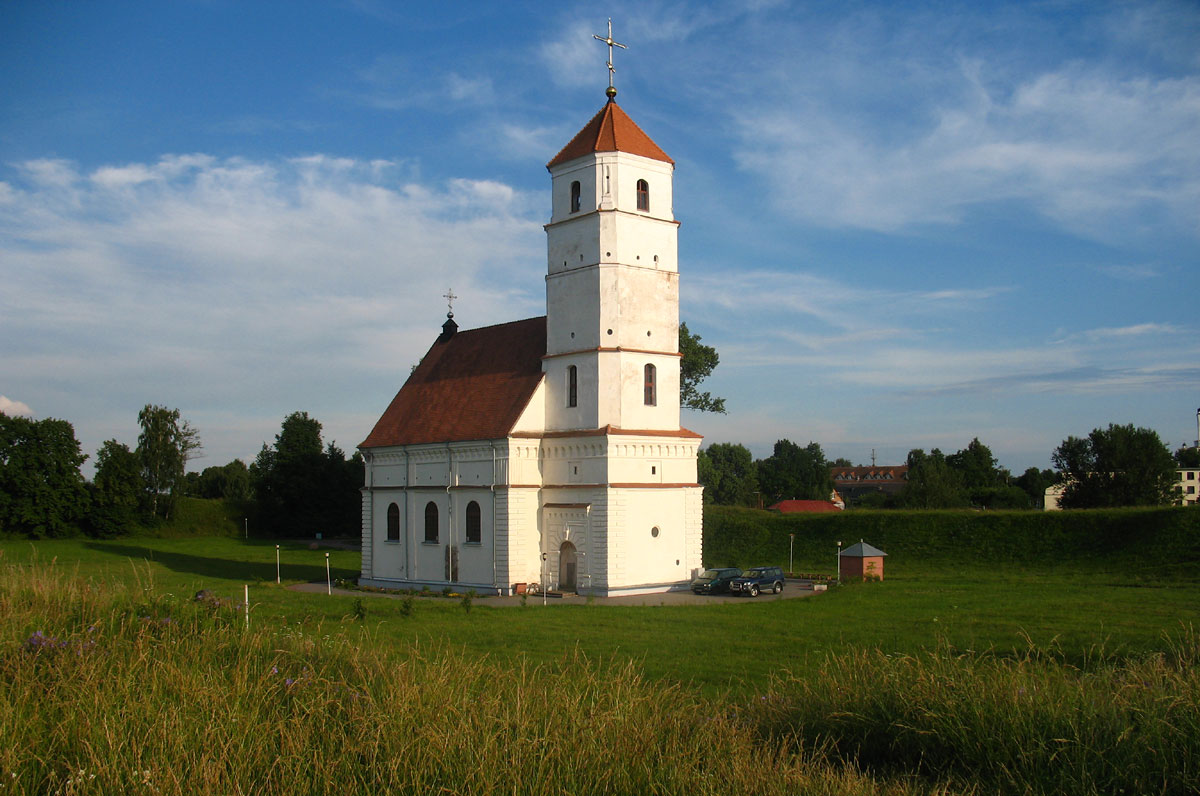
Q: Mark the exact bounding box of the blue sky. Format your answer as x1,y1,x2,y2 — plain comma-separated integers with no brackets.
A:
2,0,1198,477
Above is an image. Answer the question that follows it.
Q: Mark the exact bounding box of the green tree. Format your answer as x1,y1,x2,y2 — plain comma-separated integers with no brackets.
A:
192,459,252,501
251,411,362,537
899,448,968,508
1052,423,1177,508
679,323,726,414
88,439,144,537
757,439,832,503
944,438,1027,508
137,404,201,520
1015,467,1057,509
0,414,89,537
946,438,1002,491
698,442,758,506
1175,446,1200,468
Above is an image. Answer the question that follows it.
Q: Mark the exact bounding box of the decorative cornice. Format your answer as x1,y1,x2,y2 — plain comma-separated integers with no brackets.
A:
544,208,682,232
608,483,701,489
542,346,682,361
512,425,703,440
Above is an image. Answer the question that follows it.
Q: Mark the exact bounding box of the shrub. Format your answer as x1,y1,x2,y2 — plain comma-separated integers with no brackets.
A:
704,504,1200,577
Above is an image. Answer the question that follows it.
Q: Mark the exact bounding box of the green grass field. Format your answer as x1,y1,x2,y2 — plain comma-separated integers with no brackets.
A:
3,509,1199,795
3,533,1197,696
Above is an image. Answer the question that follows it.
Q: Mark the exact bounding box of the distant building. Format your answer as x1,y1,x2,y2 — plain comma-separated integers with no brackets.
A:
831,465,908,505
1176,468,1198,506
768,499,843,514
1044,470,1199,510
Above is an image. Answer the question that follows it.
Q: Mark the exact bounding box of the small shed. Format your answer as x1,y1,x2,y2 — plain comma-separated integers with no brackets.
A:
839,540,888,581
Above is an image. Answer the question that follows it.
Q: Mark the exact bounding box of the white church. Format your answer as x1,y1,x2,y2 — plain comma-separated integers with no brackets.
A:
358,56,704,596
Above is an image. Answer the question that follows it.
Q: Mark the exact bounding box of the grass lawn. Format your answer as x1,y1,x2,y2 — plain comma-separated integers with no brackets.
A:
4,535,1197,697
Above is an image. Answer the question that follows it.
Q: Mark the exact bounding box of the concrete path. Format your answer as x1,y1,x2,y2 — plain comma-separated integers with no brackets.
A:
289,578,823,607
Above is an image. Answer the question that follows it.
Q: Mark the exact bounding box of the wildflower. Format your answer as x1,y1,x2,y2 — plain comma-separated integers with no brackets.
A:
23,630,65,652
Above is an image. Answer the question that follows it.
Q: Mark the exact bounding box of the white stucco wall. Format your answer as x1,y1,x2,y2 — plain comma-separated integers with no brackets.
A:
549,151,675,227
363,110,702,598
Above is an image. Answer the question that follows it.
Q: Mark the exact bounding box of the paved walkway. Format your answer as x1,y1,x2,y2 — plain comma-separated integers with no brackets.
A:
289,578,824,607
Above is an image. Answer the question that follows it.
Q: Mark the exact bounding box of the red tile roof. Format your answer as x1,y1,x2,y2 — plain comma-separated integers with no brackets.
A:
547,100,673,169
832,466,909,483
768,499,843,514
360,317,546,448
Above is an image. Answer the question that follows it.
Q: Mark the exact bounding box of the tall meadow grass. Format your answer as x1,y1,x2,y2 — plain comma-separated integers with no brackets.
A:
1,562,930,796
752,633,1200,795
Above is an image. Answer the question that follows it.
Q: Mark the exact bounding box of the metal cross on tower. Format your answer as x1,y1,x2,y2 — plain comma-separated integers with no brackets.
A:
443,288,457,318
593,18,627,98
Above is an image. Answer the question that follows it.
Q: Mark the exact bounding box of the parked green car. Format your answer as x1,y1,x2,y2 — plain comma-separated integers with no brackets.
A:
690,567,743,595
728,566,785,597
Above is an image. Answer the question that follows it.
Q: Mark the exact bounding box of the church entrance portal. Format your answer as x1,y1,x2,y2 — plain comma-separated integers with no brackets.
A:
559,541,578,592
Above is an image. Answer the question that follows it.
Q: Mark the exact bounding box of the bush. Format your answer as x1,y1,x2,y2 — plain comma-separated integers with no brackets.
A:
704,504,1200,577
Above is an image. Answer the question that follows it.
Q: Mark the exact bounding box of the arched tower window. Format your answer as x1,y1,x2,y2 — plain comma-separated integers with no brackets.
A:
570,181,581,213
465,501,482,544
567,365,578,407
636,179,649,212
386,503,400,542
424,501,438,543
644,363,657,406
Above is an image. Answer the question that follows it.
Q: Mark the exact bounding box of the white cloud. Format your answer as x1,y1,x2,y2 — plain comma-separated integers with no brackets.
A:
686,268,1008,334
717,6,1200,241
0,396,33,416
684,265,1197,402
1098,263,1160,281
0,154,546,467
540,20,601,89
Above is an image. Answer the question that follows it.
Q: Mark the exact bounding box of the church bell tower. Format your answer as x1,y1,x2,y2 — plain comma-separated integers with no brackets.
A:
542,87,680,433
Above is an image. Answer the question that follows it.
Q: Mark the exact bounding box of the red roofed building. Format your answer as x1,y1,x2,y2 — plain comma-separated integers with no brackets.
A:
832,465,909,505
359,78,703,597
768,499,843,513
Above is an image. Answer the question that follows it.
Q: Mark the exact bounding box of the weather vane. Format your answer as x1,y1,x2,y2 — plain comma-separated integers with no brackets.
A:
593,18,627,99
443,288,457,318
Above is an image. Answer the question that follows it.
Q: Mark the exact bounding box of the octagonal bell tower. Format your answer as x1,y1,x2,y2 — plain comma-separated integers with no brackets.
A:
542,97,681,434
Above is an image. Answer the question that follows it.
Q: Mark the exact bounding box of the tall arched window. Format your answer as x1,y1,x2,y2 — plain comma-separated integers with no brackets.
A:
570,180,581,213
424,501,438,543
465,501,482,544
386,503,400,542
567,365,578,407
644,363,657,406
636,179,649,212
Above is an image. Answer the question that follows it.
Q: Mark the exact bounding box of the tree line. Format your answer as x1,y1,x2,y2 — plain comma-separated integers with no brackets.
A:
700,424,1194,511
0,407,362,538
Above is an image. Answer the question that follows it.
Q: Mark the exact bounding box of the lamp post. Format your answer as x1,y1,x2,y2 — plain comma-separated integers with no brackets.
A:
788,533,795,576
836,540,842,584
275,544,280,584
325,552,331,596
